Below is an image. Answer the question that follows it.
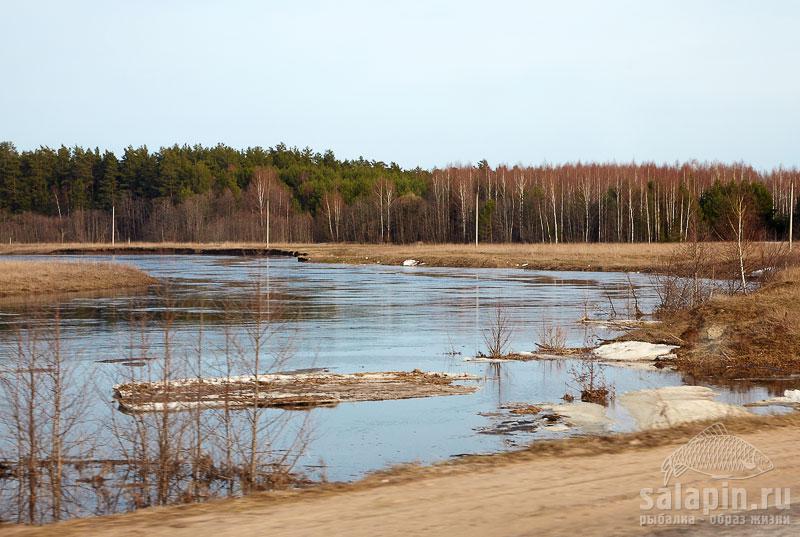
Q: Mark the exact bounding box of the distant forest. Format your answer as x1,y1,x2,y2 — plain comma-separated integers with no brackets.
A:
0,141,797,244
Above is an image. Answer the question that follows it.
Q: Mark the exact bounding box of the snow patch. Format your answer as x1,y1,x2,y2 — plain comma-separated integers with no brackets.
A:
539,401,612,433
619,386,750,430
592,341,678,362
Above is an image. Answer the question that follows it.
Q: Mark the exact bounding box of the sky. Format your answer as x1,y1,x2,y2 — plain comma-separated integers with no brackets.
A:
1,0,798,169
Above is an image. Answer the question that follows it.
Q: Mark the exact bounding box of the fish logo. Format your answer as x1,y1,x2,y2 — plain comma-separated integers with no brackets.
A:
661,423,773,485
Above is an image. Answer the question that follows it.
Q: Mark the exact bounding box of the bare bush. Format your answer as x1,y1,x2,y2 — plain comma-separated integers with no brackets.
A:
653,223,717,314
535,320,567,353
624,275,644,319
567,359,614,406
481,306,513,358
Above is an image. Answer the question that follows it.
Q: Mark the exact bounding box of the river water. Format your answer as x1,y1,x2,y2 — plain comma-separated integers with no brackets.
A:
0,255,782,485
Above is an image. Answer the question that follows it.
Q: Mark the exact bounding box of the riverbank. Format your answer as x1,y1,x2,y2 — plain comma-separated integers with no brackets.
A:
0,241,722,272
624,266,800,380
5,412,799,537
0,260,157,299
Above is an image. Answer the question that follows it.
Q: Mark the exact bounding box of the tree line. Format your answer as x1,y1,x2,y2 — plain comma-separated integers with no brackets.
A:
0,141,796,243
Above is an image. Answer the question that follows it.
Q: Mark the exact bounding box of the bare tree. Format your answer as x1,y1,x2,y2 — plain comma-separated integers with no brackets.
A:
725,186,755,293
790,179,794,252
322,190,343,242
250,167,278,245
0,311,91,523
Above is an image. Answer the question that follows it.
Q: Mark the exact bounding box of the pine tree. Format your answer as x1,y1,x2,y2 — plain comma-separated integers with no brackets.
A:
95,150,119,210
0,142,21,212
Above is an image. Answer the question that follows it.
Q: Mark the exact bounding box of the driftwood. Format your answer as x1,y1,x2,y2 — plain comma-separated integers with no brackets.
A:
114,370,479,413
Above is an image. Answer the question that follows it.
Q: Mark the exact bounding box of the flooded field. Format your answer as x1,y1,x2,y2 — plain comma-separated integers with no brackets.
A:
0,255,786,521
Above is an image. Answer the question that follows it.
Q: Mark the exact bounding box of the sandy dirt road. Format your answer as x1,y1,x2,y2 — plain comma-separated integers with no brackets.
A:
6,424,799,537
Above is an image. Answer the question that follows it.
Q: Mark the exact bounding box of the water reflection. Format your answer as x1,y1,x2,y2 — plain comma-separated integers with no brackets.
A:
0,254,789,524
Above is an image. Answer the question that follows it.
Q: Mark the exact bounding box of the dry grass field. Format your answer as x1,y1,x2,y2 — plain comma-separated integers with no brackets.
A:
2,240,791,273
280,242,691,271
0,260,157,299
0,241,725,272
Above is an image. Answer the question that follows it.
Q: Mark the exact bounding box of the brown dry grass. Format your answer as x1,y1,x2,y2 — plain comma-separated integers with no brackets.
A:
286,242,689,271
8,241,793,273
0,241,753,272
0,260,157,299
626,266,800,380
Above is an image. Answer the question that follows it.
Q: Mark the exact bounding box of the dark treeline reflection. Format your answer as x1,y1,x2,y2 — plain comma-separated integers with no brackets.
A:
0,283,333,337
0,284,313,525
0,142,797,244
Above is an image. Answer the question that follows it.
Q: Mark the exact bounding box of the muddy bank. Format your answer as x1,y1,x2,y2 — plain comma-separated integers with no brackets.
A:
114,370,479,412
0,242,306,260
579,317,660,330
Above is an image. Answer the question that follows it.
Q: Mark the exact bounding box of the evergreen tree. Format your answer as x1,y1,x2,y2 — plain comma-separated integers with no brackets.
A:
68,147,96,211
95,150,119,210
20,147,57,214
120,146,158,199
0,142,21,212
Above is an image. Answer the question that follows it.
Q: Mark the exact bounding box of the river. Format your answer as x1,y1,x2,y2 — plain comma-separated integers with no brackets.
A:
0,255,783,521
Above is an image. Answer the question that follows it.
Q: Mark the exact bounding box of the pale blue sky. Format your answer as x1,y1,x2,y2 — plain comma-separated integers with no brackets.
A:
1,0,798,169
